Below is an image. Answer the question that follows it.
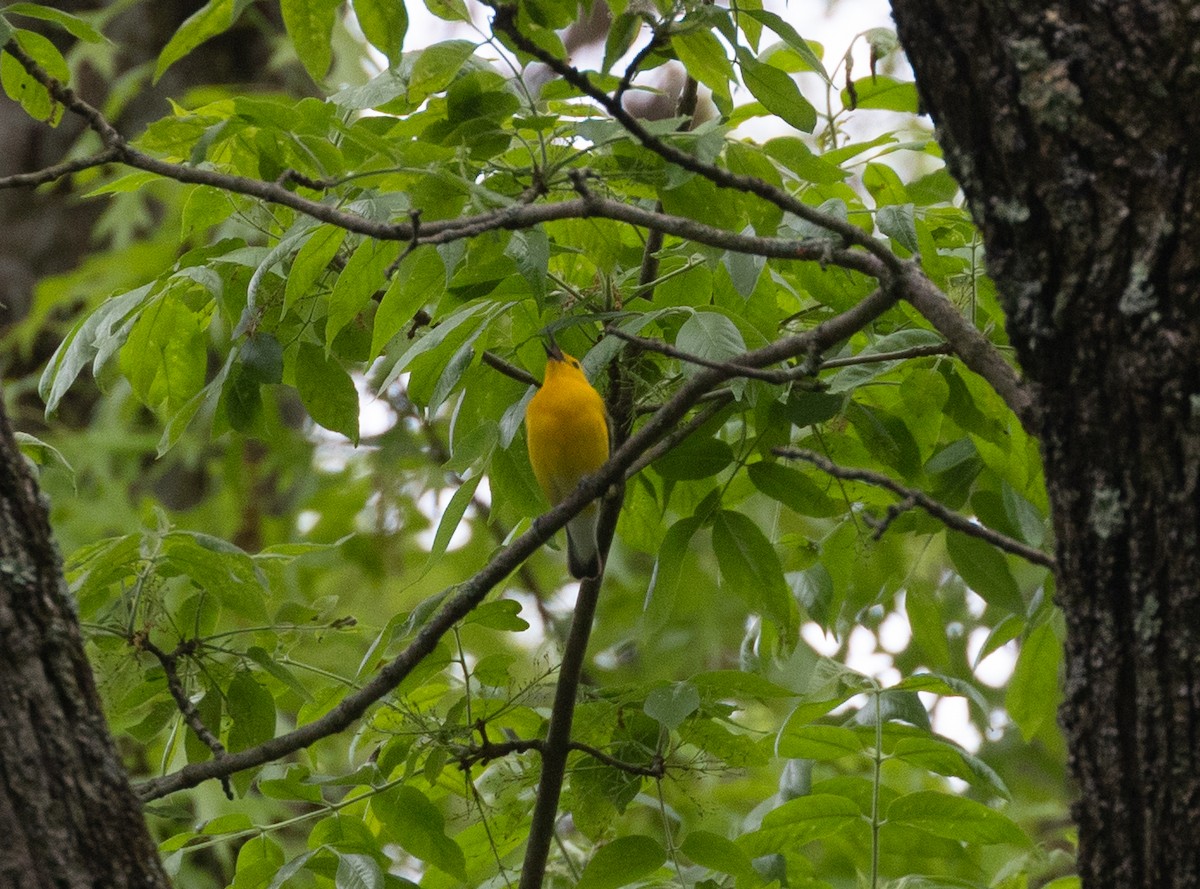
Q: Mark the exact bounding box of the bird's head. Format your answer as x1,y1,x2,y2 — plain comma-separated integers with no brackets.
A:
542,338,584,377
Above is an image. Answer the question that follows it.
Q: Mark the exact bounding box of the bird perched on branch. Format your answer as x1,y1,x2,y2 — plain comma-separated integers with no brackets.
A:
525,340,610,579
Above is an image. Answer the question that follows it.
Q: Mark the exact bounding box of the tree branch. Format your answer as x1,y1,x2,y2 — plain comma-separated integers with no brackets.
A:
606,327,822,384
135,287,899,801
902,273,1040,433
457,735,666,779
482,350,537,387
817,342,954,369
774,447,1055,570
0,148,120,189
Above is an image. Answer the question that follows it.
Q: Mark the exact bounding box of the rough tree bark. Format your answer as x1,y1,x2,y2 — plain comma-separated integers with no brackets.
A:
0,397,170,888
890,3,1200,886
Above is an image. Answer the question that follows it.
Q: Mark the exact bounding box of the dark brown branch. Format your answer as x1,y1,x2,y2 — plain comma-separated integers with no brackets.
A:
774,447,1055,569
135,637,234,799
0,148,120,189
458,736,666,779
614,29,666,104
482,350,538,387
606,327,820,384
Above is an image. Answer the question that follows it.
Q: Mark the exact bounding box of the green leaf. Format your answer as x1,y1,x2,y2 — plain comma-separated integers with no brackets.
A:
742,10,829,83
672,28,733,104
886,791,1028,845
739,52,816,132
945,530,1025,615
712,509,791,632
410,40,476,99
420,474,482,575
776,723,863,760
644,681,701,730
577,835,666,889
3,4,108,43
370,785,467,879
675,310,747,377
326,239,399,349
905,589,951,667
643,514,704,633
465,600,529,632
280,0,342,81
877,203,919,253
351,0,408,66
842,75,919,112
1,29,68,125
294,342,360,443
680,830,758,881
285,224,347,315
245,646,314,702
423,0,471,23
1006,621,1062,741
119,295,207,415
371,246,443,360
15,431,75,485
154,0,252,83
738,795,861,856
748,460,839,518
227,672,276,754
654,433,734,481
334,852,383,889
691,670,798,701
888,733,1010,797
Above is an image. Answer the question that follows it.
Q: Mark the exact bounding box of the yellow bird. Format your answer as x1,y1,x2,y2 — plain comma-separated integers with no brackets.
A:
525,341,610,579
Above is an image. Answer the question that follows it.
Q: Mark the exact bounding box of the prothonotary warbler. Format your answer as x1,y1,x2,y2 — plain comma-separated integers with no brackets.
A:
525,340,610,580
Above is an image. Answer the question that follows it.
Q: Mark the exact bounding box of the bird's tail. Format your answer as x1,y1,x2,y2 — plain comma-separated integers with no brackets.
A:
565,504,602,580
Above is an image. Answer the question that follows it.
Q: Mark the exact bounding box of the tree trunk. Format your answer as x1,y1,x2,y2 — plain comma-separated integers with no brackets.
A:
0,395,170,888
890,3,1200,886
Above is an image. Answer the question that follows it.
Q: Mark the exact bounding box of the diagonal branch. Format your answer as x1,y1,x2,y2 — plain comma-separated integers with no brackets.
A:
134,287,900,801
902,274,1040,432
774,446,1055,569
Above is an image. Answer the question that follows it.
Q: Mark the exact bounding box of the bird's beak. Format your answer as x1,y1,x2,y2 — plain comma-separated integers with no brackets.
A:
543,336,564,362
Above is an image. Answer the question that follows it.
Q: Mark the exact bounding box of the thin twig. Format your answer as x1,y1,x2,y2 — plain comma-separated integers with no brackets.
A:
457,735,666,779
817,342,954,369
482,350,538,387
607,327,820,384
0,148,120,189
773,447,1056,569
134,636,234,800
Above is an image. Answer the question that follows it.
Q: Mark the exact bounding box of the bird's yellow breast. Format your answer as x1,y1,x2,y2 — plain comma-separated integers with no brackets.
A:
526,362,609,504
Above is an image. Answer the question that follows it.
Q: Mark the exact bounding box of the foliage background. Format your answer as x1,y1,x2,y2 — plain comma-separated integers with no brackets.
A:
1,1,1070,887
